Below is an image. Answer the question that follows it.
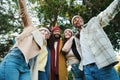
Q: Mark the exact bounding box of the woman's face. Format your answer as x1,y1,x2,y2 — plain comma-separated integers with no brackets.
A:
40,29,51,40
64,30,72,39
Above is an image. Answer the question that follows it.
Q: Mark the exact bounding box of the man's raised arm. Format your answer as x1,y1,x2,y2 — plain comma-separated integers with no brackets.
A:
97,0,120,27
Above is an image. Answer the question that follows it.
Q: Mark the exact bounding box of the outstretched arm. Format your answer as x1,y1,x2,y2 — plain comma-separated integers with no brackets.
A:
97,0,120,27
18,0,33,27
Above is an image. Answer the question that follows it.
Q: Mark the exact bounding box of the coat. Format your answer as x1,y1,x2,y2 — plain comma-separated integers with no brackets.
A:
13,0,44,63
50,40,68,80
59,40,68,80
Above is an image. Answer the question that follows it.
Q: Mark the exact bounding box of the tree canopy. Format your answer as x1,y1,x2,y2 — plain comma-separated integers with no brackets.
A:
0,0,120,59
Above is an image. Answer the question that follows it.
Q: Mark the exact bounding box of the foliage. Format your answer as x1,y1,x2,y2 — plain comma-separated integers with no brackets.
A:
84,0,120,51
0,0,22,59
30,0,120,50
68,70,73,80
30,0,69,27
0,0,120,60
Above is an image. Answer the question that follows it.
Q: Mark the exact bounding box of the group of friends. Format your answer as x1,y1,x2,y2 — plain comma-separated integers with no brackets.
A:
0,0,120,80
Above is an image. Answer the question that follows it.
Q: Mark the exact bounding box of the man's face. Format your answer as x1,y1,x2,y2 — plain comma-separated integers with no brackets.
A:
73,17,84,29
53,30,61,39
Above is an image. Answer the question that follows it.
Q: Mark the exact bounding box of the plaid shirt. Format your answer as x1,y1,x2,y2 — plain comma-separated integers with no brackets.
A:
80,0,120,69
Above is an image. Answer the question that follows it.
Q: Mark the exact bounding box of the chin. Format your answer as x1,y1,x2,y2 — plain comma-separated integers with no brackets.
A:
75,26,80,29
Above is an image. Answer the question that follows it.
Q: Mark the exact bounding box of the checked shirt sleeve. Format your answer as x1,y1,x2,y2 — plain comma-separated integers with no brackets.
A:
97,0,120,27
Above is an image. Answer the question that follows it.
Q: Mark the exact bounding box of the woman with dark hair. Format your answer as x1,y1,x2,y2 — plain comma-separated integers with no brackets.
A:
62,29,84,80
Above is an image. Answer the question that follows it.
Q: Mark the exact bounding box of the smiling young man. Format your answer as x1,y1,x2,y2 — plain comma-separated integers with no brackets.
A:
71,0,120,80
